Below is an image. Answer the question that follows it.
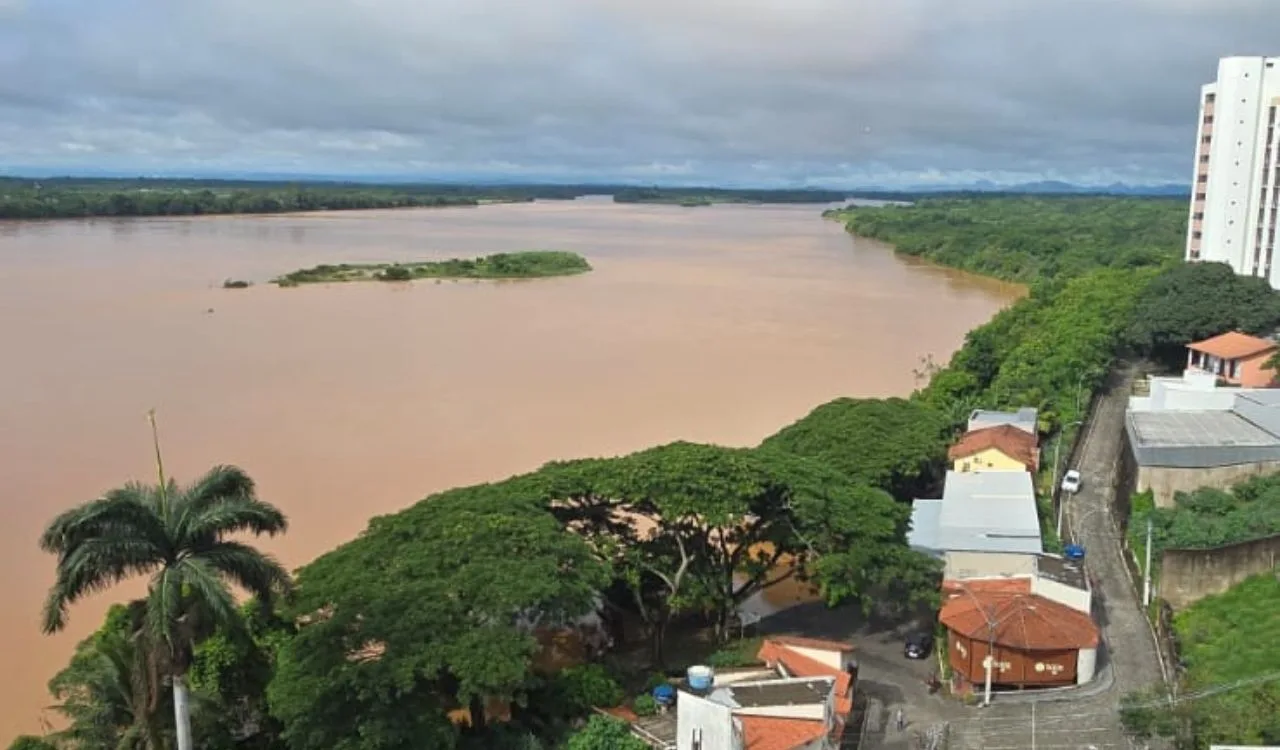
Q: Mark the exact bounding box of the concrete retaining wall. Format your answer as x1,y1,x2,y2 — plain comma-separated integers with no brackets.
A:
1160,534,1280,610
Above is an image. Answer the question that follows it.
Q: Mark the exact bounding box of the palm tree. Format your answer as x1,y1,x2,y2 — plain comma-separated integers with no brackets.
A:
40,412,292,750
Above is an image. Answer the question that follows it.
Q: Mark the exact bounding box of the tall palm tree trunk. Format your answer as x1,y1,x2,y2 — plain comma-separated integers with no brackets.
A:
172,674,193,750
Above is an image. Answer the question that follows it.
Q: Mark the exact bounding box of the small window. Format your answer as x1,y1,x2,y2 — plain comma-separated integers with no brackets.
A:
1196,192,1207,200
1193,231,1203,239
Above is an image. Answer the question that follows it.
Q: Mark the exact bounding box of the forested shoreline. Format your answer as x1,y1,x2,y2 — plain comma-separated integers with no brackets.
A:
29,194,1276,750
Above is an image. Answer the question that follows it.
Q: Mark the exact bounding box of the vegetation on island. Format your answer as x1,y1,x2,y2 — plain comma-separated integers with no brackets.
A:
270,251,592,287
222,279,252,289
612,187,848,205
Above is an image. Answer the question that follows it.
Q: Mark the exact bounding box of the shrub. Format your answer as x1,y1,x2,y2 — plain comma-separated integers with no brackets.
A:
632,694,658,717
222,279,251,289
378,265,413,281
554,664,624,713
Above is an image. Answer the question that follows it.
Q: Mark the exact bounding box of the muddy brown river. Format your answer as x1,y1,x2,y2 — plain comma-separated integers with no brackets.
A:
0,198,1020,740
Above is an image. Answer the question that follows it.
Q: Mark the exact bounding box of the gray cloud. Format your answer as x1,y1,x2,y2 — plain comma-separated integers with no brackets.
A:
1,0,1277,185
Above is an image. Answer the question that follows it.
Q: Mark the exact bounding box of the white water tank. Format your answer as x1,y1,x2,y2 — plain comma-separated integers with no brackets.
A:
687,665,715,691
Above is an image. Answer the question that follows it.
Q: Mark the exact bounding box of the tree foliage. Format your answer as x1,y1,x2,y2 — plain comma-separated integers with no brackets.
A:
1123,261,1280,368
530,442,937,659
563,715,648,750
1129,473,1280,571
833,196,1185,283
760,398,951,499
267,484,609,750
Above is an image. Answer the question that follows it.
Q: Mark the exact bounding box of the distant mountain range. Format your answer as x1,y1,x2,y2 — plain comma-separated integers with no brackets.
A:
0,168,1191,198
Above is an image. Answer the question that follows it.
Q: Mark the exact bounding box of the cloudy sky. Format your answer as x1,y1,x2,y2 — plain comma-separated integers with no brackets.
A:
1,0,1278,186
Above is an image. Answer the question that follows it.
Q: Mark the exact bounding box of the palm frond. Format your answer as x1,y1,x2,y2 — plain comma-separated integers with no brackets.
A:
169,465,256,533
174,556,240,630
42,539,164,633
144,567,183,654
196,541,294,602
178,495,288,547
40,486,168,556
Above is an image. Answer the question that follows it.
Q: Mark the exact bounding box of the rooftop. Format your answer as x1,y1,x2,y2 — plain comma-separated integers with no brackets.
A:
1187,331,1277,360
948,424,1039,468
1036,554,1088,591
908,471,1043,555
940,591,1099,650
1127,410,1279,448
714,678,834,709
968,407,1038,435
739,716,829,750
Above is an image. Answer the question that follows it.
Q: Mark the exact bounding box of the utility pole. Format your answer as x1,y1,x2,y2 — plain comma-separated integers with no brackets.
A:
1143,517,1154,607
1031,701,1036,750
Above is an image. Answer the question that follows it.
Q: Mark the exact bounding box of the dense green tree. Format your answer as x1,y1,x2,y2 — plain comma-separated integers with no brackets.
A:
531,442,933,659
832,196,1185,283
40,447,292,750
563,715,648,750
44,602,168,750
760,398,951,498
267,484,608,750
7,738,58,750
188,601,293,750
1123,261,1280,368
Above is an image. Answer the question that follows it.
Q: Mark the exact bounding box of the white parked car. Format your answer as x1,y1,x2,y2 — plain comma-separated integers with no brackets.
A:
1061,469,1082,494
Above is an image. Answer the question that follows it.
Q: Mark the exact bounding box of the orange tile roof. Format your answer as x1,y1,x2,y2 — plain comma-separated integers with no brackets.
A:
942,578,1033,596
948,424,1039,470
738,716,828,750
757,639,855,715
940,592,1098,650
1187,331,1277,360
765,635,856,652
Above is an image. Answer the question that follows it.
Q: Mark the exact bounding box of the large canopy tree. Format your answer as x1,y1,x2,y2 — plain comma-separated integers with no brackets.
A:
530,441,937,661
267,484,609,750
1124,261,1280,368
40,437,292,750
760,397,951,499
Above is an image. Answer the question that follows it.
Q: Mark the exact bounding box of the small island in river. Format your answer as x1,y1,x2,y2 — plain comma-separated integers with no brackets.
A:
271,250,592,287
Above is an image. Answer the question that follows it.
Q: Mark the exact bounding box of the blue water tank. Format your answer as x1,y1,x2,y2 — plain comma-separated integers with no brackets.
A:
1064,544,1086,561
652,684,676,705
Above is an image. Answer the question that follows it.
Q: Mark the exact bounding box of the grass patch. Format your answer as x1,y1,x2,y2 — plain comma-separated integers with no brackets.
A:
271,251,592,286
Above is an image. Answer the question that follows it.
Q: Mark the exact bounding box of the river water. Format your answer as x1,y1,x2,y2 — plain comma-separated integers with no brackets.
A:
0,198,1020,739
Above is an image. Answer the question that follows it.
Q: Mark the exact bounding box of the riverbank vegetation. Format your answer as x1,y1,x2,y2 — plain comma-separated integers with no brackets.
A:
270,251,591,286
826,196,1186,284
0,178,858,220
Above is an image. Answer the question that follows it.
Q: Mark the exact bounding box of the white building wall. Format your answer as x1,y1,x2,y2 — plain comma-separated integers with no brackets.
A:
1189,56,1280,287
782,645,855,673
677,692,741,750
944,551,1037,580
1076,647,1098,685
1029,575,1091,614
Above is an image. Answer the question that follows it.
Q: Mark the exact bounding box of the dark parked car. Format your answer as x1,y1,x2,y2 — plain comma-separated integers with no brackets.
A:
904,632,933,659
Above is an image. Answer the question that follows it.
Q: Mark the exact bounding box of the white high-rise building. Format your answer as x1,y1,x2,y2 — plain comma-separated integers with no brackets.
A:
1186,56,1280,288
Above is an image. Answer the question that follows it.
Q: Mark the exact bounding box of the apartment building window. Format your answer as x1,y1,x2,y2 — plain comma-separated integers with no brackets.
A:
1200,154,1211,163
1202,135,1212,144
1193,231,1203,240
1194,212,1204,220
1198,174,1208,183
1204,115,1215,124
1196,192,1207,201
1207,93,1216,102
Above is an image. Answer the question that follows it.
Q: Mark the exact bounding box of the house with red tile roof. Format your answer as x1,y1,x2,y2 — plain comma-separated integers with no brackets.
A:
629,637,857,750
1186,330,1280,387
948,424,1040,472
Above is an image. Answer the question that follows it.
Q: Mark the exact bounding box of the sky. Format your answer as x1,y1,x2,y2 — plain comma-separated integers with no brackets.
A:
2,0,1279,187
